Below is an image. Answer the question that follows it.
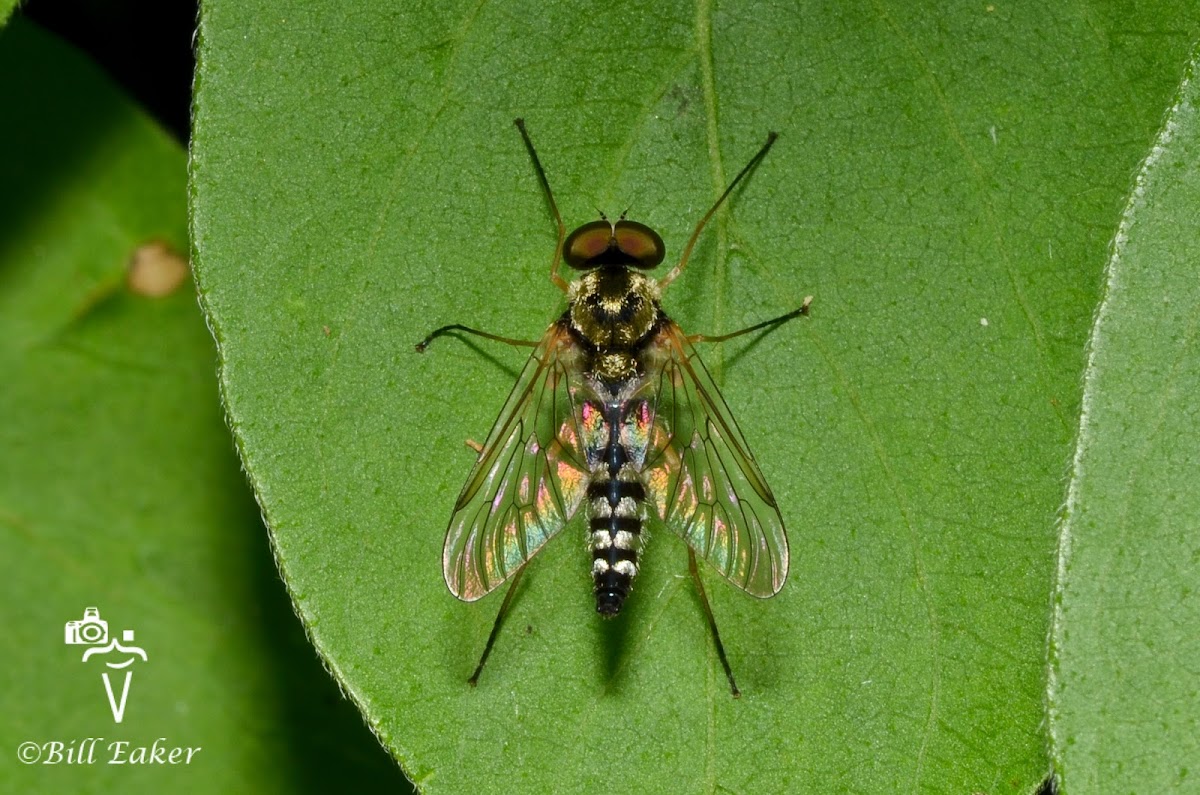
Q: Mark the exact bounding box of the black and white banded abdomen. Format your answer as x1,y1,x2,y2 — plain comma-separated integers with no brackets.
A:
586,400,648,616
588,470,645,616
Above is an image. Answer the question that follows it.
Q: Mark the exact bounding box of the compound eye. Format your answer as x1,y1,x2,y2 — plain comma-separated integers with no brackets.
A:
613,220,665,268
563,221,614,269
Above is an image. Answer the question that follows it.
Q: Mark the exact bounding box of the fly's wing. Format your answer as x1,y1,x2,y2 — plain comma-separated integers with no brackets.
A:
641,320,789,597
443,321,589,601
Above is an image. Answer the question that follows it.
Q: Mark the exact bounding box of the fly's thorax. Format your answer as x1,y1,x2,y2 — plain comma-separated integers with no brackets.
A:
568,266,661,354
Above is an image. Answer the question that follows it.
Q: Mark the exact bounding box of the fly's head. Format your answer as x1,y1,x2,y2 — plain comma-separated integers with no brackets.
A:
565,218,664,351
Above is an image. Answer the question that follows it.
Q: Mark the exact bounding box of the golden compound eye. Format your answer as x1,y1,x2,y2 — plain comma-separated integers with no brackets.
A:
563,221,614,269
563,219,666,270
613,221,665,269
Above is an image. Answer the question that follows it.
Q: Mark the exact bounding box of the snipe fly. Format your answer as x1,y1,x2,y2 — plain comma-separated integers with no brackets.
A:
417,119,810,696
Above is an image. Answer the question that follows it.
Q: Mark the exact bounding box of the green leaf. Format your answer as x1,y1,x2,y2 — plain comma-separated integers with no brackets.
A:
1049,49,1200,793
0,18,406,794
191,2,1200,792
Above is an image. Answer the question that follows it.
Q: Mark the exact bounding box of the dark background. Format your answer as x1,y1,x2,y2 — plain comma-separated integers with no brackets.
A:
26,0,196,141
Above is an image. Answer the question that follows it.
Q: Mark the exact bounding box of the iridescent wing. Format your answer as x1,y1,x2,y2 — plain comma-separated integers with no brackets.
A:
641,320,789,597
443,321,590,601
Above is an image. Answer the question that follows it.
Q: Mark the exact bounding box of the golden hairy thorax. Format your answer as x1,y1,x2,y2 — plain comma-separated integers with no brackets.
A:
567,267,662,382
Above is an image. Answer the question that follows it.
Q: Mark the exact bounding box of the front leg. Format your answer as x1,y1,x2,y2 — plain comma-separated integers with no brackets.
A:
687,295,813,344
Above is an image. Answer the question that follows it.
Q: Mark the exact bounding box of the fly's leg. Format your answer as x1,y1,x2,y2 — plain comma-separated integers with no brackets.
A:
414,324,538,352
661,132,779,288
688,549,740,698
468,564,528,687
514,118,569,293
416,328,526,455
687,295,813,345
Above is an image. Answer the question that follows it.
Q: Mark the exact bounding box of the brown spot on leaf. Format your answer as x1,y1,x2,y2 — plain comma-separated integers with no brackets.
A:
126,241,188,297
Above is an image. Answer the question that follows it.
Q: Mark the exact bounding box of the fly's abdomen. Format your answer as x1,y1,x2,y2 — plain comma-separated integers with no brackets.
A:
584,398,648,617
588,469,645,616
